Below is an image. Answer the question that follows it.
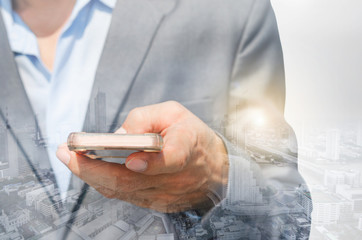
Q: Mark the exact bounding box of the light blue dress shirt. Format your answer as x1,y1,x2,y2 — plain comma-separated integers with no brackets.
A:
0,0,116,193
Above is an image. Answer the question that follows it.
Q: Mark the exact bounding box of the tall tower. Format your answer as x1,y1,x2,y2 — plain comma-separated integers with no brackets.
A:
0,109,19,178
357,121,362,147
95,91,107,132
0,110,9,164
83,105,92,132
326,129,340,161
0,126,8,164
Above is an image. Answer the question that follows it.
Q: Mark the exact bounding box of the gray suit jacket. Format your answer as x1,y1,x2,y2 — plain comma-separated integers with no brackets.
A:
0,0,311,239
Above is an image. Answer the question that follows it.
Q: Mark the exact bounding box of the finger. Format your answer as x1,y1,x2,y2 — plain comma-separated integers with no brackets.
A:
125,126,194,174
114,127,127,134
132,189,211,213
116,188,205,213
121,101,187,134
56,143,158,192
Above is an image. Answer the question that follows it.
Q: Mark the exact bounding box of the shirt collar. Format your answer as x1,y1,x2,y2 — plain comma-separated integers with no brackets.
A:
100,0,117,9
0,0,116,56
71,0,117,13
0,0,38,56
60,0,115,40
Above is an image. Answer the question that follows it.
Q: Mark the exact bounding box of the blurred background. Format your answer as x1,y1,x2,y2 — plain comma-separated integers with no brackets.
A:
272,0,362,239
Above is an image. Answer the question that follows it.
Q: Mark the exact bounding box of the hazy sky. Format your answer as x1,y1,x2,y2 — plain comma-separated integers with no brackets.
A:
271,0,362,127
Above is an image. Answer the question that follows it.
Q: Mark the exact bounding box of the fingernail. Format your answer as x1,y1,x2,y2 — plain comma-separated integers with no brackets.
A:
56,145,71,165
126,158,148,172
116,127,127,134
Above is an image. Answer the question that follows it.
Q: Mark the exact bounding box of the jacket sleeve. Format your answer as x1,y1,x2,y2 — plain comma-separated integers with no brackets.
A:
203,0,312,239
225,0,304,200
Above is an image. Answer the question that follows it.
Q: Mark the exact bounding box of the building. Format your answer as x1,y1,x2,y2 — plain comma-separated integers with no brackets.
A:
95,91,107,132
224,157,263,206
0,230,24,240
28,220,52,235
83,90,107,132
0,125,8,166
344,170,360,187
53,208,90,228
325,129,340,161
324,170,346,192
336,185,362,213
136,214,155,236
157,234,175,240
37,195,64,218
312,192,343,225
4,183,21,195
194,224,207,238
357,122,362,146
216,224,250,240
297,186,313,220
288,128,298,153
338,201,353,223
324,170,360,192
25,184,54,206
282,229,296,240
0,209,30,233
358,216,362,231
0,126,19,178
78,214,112,239
17,182,37,198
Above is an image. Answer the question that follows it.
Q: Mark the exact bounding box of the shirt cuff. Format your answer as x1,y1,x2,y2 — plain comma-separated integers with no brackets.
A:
214,131,262,206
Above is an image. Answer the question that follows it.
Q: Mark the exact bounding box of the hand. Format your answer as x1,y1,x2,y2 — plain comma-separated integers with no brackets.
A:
56,101,229,213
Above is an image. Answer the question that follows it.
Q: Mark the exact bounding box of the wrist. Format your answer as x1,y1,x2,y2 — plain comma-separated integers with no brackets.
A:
207,133,229,204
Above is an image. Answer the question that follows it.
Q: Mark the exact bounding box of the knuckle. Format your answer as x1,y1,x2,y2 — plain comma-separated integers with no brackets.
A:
128,107,144,121
167,100,180,107
166,101,185,112
175,151,188,171
167,146,188,172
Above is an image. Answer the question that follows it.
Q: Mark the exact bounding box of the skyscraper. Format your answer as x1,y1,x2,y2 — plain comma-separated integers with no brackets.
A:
325,129,340,161
225,157,263,206
357,121,362,147
324,170,345,192
95,91,107,133
2,129,19,178
358,216,362,231
0,126,8,164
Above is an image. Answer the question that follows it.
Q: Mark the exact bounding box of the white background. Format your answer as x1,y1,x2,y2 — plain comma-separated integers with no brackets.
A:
272,0,362,124
272,0,362,239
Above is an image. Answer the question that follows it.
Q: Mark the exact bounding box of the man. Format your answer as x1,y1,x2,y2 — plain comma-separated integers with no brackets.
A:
0,0,311,239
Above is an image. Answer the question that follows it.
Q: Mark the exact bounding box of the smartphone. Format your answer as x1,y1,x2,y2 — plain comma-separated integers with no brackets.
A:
67,132,163,160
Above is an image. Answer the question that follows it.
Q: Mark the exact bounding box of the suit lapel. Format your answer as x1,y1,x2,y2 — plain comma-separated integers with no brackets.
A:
0,12,51,173
0,11,65,219
84,0,178,133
